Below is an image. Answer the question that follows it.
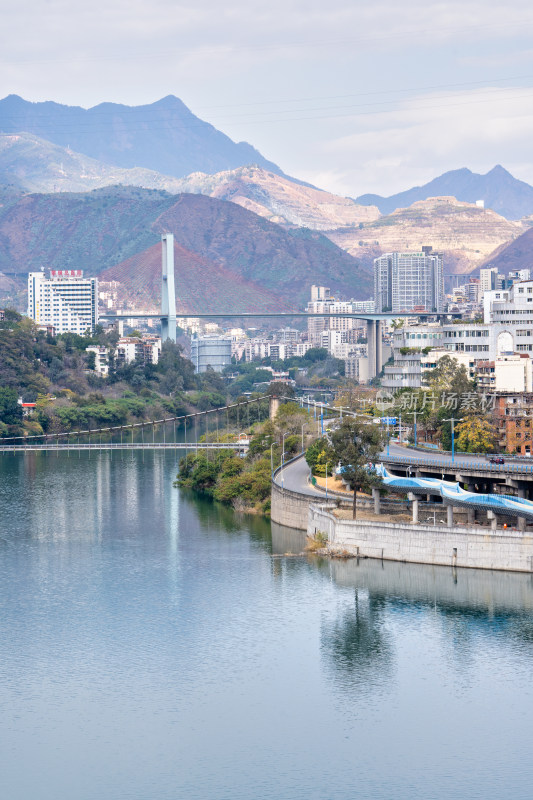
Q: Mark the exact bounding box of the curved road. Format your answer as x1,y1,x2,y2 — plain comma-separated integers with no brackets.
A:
277,444,533,498
274,456,347,497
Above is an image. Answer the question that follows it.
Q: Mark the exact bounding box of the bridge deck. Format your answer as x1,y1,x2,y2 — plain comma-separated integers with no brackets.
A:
0,443,247,453
382,453,533,478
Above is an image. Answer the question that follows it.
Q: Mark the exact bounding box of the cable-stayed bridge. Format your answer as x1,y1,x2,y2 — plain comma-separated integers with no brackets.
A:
98,234,460,380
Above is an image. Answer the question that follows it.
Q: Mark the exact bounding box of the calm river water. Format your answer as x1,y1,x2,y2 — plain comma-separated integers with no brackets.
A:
1,450,532,799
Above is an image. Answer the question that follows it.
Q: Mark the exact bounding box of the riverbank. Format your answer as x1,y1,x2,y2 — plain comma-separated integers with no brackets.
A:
273,455,533,573
309,502,533,573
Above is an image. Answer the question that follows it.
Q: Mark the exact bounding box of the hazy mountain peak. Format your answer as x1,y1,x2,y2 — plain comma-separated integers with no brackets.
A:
356,165,533,220
0,94,287,181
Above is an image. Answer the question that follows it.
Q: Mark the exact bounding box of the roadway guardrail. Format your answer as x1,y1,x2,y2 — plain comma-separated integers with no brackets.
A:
382,453,533,475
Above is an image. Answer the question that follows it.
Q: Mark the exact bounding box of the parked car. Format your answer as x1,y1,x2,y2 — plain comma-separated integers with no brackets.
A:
488,456,505,464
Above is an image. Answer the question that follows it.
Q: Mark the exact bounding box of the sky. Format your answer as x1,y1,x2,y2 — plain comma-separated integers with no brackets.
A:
2,0,533,197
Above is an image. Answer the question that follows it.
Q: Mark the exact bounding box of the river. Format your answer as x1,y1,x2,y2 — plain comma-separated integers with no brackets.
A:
1,450,532,799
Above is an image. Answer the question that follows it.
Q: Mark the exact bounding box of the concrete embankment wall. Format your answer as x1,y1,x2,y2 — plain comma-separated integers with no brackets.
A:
270,455,342,530
271,481,315,530
309,504,533,573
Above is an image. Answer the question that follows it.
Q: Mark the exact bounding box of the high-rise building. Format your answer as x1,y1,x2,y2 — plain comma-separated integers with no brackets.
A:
310,285,331,302
28,269,98,335
479,267,505,295
374,247,444,313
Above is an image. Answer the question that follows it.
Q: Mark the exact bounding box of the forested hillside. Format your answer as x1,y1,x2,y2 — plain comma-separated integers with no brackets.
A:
0,312,224,437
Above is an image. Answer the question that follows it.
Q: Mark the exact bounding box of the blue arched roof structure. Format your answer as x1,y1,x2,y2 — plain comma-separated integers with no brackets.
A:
376,465,533,521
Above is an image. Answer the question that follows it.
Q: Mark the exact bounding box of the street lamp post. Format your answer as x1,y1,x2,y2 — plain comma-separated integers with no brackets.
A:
325,462,329,500
443,417,464,463
282,432,289,465
301,422,308,453
406,411,419,447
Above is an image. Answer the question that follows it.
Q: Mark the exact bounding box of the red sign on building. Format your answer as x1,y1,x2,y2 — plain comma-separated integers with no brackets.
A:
50,270,83,278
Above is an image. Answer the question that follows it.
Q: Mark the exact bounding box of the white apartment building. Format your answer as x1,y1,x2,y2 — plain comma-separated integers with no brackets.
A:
390,323,444,351
374,248,444,313
115,337,161,367
310,285,331,302
445,280,533,358
509,269,531,283
382,349,477,391
86,346,109,377
483,289,509,323
307,299,362,345
479,267,500,295
384,281,533,390
345,356,370,384
28,269,98,335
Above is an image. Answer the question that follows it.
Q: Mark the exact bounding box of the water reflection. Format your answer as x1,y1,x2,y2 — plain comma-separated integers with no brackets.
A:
326,558,533,616
318,557,533,690
2,454,533,799
321,591,394,691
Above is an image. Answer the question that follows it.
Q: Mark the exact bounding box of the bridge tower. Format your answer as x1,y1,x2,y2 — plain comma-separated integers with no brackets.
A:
161,233,177,342
366,319,383,380
269,394,280,421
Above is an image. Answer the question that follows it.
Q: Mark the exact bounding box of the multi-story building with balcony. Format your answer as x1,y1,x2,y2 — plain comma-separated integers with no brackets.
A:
494,393,533,456
28,269,98,335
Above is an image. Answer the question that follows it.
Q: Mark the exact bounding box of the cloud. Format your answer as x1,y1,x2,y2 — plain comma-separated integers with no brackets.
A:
2,1,533,197
298,87,533,196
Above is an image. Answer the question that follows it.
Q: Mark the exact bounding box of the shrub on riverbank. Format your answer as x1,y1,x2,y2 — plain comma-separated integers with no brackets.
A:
175,447,274,516
175,406,314,517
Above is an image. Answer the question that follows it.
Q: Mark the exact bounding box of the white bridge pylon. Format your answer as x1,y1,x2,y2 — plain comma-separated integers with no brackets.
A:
161,233,177,342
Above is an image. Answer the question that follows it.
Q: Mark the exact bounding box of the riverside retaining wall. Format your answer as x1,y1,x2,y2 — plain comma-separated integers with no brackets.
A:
271,481,315,530
308,504,533,573
270,455,348,530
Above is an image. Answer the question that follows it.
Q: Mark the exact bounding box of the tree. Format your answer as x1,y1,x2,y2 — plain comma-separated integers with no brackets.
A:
0,387,23,426
331,418,383,519
305,436,335,476
455,415,498,454
424,355,474,397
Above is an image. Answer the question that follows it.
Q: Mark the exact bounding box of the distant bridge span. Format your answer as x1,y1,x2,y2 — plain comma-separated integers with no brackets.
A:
98,234,460,380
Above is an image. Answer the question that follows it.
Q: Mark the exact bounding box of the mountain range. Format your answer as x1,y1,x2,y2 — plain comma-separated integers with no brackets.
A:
0,132,189,194
0,135,379,230
0,94,289,181
329,196,522,275
478,223,533,274
356,166,533,221
0,186,372,310
1,93,533,308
